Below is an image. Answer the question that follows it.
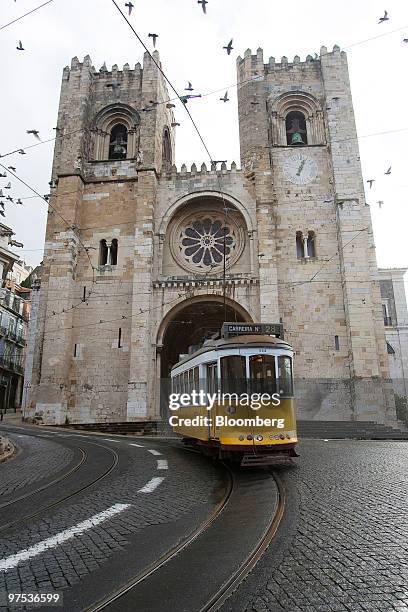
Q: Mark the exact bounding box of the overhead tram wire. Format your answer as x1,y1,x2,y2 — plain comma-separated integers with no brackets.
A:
0,0,56,31
0,162,96,283
110,0,236,322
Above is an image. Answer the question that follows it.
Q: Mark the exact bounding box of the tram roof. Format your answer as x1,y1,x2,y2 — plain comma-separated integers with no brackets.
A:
172,334,292,370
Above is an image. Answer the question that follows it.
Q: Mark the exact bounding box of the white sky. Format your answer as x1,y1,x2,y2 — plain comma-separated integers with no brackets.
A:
0,0,407,294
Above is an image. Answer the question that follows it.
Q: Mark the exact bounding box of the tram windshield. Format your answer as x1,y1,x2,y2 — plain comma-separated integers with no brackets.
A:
278,355,293,396
220,355,246,394
249,354,277,394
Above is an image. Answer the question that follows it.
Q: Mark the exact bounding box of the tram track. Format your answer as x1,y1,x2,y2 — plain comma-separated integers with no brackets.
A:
0,428,120,533
86,464,285,612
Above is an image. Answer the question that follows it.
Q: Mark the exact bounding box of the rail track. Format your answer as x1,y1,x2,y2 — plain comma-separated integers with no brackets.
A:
0,428,119,533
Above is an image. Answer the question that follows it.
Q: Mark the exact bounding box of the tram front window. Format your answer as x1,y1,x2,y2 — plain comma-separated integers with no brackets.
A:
220,355,246,394
278,356,293,396
249,355,277,394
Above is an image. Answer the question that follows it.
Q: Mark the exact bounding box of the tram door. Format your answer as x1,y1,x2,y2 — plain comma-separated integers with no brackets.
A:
206,363,217,438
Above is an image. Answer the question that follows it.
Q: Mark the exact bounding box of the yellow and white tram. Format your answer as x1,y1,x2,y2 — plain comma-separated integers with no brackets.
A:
170,332,297,466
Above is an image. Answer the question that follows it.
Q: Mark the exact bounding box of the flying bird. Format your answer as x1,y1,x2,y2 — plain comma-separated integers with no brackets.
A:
223,39,233,55
5,182,11,189
148,33,158,47
18,149,26,155
16,199,23,205
171,122,180,127
0,190,3,198
378,10,389,23
16,40,24,51
404,38,408,43
377,201,384,209
43,194,50,201
53,127,61,133
166,103,176,108
49,179,57,188
385,166,391,175
366,179,375,189
7,166,16,172
125,1,134,14
250,101,260,105
106,80,120,90
6,196,13,202
9,239,24,247
198,0,208,13
0,210,5,218
185,81,194,91
220,91,229,102
0,202,4,210
0,174,6,179
27,129,40,140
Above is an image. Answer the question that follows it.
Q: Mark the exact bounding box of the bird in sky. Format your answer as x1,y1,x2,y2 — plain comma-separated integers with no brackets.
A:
198,0,208,14
185,81,194,91
377,201,384,209
378,10,389,24
125,2,134,15
166,103,176,108
16,40,24,51
0,190,3,197
43,194,50,201
7,166,16,172
220,91,230,103
171,122,180,127
15,199,23,206
18,149,26,155
180,96,189,104
27,129,41,140
6,196,13,202
223,39,233,55
403,38,408,43
9,239,24,247
367,179,375,189
49,179,57,188
0,210,5,218
0,202,4,210
148,33,158,47
385,166,392,175
53,127,61,133
0,174,6,179
4,182,11,189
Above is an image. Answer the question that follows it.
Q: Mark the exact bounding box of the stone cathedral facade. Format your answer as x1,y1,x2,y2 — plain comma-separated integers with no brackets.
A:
25,45,397,425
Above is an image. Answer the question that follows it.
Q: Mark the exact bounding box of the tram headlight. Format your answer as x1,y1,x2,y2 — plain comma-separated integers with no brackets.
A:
255,435,263,441
247,435,253,440
279,434,285,440
239,435,245,441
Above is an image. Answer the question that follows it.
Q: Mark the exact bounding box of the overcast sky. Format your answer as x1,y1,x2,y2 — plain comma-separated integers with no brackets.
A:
1,0,407,291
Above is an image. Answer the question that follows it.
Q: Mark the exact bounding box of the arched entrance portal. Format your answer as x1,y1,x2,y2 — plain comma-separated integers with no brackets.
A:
157,296,253,418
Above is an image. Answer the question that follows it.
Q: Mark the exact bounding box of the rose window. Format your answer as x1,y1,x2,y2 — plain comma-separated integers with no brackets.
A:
180,217,236,269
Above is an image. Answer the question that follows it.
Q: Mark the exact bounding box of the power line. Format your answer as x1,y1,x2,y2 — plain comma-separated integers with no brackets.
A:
0,0,56,31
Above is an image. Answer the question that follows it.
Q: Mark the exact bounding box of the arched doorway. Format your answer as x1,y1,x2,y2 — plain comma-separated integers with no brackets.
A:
157,295,253,418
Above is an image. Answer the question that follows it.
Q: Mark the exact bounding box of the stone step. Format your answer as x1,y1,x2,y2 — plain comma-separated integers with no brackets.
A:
297,420,408,439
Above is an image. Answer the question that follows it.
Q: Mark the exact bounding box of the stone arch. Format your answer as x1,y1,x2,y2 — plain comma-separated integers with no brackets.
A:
158,190,254,236
90,103,140,160
156,294,253,347
268,91,325,146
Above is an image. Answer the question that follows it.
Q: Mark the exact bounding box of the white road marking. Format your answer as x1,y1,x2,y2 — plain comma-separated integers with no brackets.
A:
157,460,168,470
129,443,144,448
147,449,161,456
138,477,164,493
0,503,130,572
103,438,121,442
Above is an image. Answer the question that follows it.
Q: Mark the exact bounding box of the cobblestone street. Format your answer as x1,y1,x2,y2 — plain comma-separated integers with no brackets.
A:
224,439,408,612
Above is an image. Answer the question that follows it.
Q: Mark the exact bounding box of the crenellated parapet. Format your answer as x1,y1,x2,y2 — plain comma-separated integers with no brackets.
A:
236,45,346,80
162,161,240,181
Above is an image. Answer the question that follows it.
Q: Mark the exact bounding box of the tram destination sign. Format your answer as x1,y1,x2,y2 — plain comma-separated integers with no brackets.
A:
222,322,284,339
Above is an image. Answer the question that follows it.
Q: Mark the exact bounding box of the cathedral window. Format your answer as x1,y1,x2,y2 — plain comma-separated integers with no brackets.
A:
306,231,316,257
108,124,128,160
296,231,316,259
286,111,308,146
99,240,108,266
334,335,340,351
162,127,172,166
110,239,118,265
296,232,304,259
180,217,235,268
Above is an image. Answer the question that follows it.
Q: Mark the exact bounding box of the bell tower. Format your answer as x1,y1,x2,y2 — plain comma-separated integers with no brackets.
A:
236,46,396,422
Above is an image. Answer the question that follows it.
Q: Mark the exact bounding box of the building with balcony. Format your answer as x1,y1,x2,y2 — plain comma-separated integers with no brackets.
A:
379,268,408,400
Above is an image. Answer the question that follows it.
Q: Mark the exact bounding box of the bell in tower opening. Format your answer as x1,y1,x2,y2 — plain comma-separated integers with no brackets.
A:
109,124,128,160
285,111,308,146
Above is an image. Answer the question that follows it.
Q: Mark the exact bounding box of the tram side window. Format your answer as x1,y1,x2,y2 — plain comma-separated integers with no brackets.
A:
220,356,246,394
278,356,293,396
249,355,277,394
193,367,199,393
